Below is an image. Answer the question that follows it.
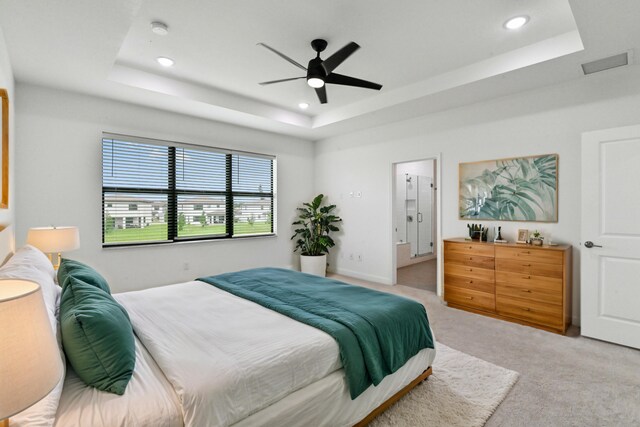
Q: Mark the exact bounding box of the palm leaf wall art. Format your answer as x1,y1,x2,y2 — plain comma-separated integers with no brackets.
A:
459,154,558,222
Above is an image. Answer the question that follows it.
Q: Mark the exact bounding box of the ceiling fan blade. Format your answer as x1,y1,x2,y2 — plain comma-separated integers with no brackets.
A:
321,42,360,74
259,77,306,85
257,43,307,71
315,85,327,104
325,73,382,90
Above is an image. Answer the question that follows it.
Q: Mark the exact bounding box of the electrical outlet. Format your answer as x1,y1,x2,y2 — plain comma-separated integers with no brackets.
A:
357,254,363,262
356,191,362,198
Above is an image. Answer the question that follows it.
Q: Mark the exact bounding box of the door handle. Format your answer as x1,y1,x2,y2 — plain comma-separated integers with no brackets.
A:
584,241,602,249
417,212,423,223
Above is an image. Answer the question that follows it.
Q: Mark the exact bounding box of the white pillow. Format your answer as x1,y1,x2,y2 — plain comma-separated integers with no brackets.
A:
0,245,65,427
0,245,58,321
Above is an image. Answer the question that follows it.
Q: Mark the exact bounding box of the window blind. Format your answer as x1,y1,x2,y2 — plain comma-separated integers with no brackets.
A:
102,135,276,246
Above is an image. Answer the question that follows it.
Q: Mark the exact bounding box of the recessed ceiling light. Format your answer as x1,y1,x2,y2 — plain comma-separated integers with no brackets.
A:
298,102,309,110
151,21,169,36
156,56,174,67
504,15,529,30
307,77,325,88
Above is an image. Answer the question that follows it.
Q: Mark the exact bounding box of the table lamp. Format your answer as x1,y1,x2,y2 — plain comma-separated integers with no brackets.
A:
0,280,64,427
26,226,80,269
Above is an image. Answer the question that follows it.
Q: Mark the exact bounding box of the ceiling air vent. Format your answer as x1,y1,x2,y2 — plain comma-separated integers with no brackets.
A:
581,53,629,75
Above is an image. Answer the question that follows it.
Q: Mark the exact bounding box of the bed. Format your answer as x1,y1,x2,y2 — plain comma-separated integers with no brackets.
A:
1,232,435,427
55,278,435,426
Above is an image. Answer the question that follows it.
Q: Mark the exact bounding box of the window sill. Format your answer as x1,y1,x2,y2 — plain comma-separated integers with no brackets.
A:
102,233,277,250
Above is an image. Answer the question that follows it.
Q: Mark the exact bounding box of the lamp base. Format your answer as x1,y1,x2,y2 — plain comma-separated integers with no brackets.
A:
46,252,62,270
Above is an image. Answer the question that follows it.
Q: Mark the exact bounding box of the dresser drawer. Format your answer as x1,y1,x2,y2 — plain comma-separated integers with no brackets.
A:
496,283,562,306
443,251,495,269
445,286,495,312
496,295,562,328
445,274,494,293
444,263,495,281
495,246,563,265
496,271,562,292
445,242,494,257
496,258,563,279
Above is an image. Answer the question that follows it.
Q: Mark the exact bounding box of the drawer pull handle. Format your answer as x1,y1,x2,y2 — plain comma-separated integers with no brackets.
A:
523,275,531,279
467,280,474,284
467,268,473,272
522,307,531,312
522,289,532,293
468,246,473,249
522,264,532,267
521,251,530,254
465,296,474,300
469,257,473,261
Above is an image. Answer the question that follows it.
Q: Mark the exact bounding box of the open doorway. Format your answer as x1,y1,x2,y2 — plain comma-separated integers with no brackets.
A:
393,158,438,293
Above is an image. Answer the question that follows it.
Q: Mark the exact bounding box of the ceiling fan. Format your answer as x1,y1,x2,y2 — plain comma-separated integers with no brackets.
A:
257,39,383,104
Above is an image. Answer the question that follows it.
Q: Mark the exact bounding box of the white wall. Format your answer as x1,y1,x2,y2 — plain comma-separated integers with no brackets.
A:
315,65,640,324
0,27,15,230
15,84,315,293
395,159,434,178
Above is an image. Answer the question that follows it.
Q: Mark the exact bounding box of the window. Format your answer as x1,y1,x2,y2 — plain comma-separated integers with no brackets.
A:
102,135,276,246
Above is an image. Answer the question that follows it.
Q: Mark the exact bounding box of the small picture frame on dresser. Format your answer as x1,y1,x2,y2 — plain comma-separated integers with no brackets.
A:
516,229,529,244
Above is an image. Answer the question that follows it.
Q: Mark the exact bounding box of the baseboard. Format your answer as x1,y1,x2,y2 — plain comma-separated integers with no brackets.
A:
331,267,392,285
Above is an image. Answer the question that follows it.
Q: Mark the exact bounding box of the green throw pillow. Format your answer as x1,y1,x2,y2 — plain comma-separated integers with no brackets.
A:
60,277,135,395
58,258,111,294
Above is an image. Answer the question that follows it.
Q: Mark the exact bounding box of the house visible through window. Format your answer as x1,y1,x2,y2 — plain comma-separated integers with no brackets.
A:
102,135,276,246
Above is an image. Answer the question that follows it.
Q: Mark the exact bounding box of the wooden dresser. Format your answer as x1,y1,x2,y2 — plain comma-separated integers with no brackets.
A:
444,238,572,334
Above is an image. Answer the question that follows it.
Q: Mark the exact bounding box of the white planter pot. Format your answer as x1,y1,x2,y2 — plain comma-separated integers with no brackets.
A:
300,254,327,277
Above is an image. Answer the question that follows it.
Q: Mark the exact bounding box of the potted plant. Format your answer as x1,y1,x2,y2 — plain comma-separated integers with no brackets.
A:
530,230,544,246
291,194,342,277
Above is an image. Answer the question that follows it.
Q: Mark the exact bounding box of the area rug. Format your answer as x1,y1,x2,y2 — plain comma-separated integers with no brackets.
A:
371,343,519,427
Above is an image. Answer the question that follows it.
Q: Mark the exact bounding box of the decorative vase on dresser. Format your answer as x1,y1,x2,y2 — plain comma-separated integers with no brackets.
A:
443,238,572,334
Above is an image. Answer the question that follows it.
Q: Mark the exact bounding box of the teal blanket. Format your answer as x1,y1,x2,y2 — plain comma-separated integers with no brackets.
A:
198,268,433,399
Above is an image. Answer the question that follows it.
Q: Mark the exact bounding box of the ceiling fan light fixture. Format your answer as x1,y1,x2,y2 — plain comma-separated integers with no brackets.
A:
504,15,529,30
298,102,309,109
257,39,382,104
307,77,325,88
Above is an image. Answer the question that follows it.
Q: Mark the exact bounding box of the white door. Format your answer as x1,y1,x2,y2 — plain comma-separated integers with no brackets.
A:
581,125,640,349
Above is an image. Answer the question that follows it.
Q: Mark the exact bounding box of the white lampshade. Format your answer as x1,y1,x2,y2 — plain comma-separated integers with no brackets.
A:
27,226,80,253
0,280,63,419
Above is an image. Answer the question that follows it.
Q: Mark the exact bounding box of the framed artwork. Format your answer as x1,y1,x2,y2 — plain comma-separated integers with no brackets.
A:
459,154,558,222
517,229,529,244
0,89,7,209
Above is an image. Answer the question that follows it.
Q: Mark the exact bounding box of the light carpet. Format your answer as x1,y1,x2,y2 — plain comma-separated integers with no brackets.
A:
371,343,519,427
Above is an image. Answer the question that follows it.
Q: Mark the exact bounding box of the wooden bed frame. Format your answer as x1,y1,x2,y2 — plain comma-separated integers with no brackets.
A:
354,366,433,426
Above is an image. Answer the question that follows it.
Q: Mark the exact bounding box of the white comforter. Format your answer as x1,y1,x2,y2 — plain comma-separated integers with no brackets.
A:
55,337,182,427
116,281,342,427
